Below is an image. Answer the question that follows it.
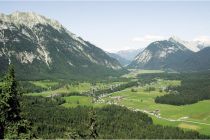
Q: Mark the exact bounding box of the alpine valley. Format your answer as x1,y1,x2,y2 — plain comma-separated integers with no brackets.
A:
1,11,210,139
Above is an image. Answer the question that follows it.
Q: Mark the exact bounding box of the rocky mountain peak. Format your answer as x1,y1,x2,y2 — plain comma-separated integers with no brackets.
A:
128,39,193,69
0,11,62,31
168,36,210,52
0,12,122,80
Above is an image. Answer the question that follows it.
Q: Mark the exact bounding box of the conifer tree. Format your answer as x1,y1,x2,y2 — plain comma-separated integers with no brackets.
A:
0,65,33,139
0,88,4,139
0,65,19,138
88,108,98,139
3,65,21,122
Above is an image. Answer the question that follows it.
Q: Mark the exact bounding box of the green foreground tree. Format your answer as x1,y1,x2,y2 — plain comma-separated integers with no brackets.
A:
75,108,98,139
0,65,33,139
88,108,98,139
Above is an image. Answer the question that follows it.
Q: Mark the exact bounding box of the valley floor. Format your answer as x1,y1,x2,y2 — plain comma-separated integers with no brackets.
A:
24,69,210,136
98,85,210,135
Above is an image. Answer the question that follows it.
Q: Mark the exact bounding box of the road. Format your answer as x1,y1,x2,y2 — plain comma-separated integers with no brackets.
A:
126,106,210,126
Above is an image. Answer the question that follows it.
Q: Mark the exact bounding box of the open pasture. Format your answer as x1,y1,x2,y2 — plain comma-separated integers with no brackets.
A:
27,81,125,97
122,69,164,78
61,96,105,108
99,79,210,135
29,80,59,89
25,77,210,136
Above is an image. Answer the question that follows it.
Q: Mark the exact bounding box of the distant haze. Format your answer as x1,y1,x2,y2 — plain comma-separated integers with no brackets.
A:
116,49,143,61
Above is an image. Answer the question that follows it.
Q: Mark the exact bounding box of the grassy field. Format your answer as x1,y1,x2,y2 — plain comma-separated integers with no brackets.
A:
25,75,210,136
98,79,210,135
122,69,164,78
30,80,59,89
61,96,93,108
27,81,125,97
61,96,105,108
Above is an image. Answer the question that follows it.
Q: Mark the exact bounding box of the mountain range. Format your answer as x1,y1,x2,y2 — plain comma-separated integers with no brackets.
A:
0,12,124,80
168,36,209,52
115,49,143,61
1,11,210,80
179,47,210,71
107,52,131,66
129,36,210,71
107,49,142,66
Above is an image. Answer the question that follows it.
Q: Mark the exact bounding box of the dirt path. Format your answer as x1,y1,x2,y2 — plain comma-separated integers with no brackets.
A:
117,104,210,126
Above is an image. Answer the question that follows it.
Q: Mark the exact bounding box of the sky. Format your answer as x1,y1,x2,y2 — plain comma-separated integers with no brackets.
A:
1,1,210,52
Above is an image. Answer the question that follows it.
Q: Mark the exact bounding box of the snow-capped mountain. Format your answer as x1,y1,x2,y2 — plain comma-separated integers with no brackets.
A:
0,12,123,79
169,36,210,52
128,39,193,70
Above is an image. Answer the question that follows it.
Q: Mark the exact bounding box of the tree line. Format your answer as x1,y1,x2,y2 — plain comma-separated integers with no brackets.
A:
137,72,210,105
21,95,209,139
151,72,210,105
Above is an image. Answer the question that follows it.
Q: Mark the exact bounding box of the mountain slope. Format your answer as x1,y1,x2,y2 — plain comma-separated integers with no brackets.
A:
107,52,131,66
169,36,209,52
0,12,123,80
128,40,193,70
179,47,210,71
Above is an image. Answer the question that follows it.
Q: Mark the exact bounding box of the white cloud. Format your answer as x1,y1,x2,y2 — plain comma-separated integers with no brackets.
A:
132,35,167,42
193,36,210,43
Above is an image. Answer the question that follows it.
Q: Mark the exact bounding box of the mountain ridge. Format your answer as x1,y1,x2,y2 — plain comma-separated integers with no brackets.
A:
0,12,124,80
179,47,210,71
168,36,209,52
128,39,193,70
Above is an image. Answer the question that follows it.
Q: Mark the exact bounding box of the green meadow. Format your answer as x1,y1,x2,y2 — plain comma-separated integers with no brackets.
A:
122,69,164,78
27,81,125,97
25,70,210,136
29,80,59,89
61,96,106,108
98,79,210,135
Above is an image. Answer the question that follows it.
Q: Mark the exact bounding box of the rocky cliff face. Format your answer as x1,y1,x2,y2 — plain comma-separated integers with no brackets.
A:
0,12,122,80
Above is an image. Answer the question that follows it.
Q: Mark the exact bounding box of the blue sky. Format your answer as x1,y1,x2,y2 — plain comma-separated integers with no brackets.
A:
1,1,210,52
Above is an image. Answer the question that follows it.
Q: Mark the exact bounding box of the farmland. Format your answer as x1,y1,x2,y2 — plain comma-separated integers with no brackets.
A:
122,69,164,78
97,78,210,135
23,70,210,136
26,81,125,97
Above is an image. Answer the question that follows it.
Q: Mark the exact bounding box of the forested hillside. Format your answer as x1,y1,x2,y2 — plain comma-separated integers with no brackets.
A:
137,72,210,105
155,72,210,105
21,96,208,139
